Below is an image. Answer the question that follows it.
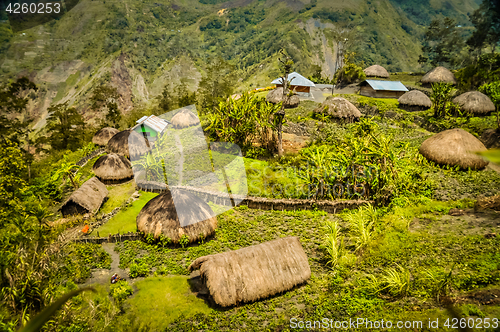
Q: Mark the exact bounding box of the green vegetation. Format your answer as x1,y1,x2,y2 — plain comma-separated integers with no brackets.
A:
120,276,211,331
99,182,136,215
95,192,158,237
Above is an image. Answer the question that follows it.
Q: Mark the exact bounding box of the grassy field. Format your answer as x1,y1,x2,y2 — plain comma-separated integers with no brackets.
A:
95,192,158,237
119,276,211,331
103,199,500,331
99,182,137,215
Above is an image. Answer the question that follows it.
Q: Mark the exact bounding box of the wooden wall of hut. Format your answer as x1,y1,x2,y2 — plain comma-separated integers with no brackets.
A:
61,202,89,217
360,86,405,98
276,84,310,94
399,104,430,112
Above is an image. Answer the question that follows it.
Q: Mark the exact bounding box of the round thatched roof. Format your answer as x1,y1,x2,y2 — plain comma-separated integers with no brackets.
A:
363,65,390,78
421,66,457,85
265,87,300,108
136,188,217,244
452,91,496,115
419,128,489,170
92,127,119,146
398,90,432,107
188,237,310,307
93,153,133,182
171,109,200,129
106,130,149,159
314,96,361,120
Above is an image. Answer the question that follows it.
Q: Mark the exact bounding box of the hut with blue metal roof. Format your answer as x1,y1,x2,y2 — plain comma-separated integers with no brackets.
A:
131,115,169,141
359,80,408,99
271,72,315,97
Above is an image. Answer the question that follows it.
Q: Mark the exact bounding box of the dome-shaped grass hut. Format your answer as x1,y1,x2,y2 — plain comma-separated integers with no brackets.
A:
452,91,496,116
92,127,119,146
421,66,457,87
171,109,200,129
93,153,133,184
136,188,217,244
60,177,108,217
419,128,489,170
188,237,311,307
107,130,149,159
363,65,390,78
265,87,300,108
398,90,432,112
314,96,361,122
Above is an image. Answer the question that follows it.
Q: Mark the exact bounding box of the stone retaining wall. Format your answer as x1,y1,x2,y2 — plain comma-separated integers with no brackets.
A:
74,232,142,244
135,180,371,213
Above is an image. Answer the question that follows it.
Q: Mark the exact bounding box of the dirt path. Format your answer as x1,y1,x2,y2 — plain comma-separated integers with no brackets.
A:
80,243,129,287
174,133,184,186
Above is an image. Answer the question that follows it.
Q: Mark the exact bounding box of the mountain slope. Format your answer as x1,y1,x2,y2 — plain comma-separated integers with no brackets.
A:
0,0,480,127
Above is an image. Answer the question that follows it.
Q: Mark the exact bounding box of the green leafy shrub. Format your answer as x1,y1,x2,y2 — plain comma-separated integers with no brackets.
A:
179,234,189,249
129,262,150,278
109,280,133,303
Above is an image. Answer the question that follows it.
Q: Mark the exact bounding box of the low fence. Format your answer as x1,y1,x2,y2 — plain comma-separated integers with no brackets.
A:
73,232,142,244
71,148,106,175
135,180,372,214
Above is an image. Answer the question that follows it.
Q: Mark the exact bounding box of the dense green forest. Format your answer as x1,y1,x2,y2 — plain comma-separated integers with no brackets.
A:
1,0,500,331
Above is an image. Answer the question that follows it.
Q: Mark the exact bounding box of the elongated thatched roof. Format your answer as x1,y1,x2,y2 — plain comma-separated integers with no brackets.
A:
136,188,217,244
452,91,496,115
398,90,432,107
171,109,200,129
266,87,300,108
188,237,311,307
363,65,390,78
92,153,133,182
421,66,457,85
314,96,361,119
92,127,119,146
107,130,149,159
419,128,489,170
60,177,108,214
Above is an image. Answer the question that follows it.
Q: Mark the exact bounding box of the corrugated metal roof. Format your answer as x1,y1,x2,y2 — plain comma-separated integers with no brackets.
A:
271,72,316,87
361,80,408,92
132,115,169,133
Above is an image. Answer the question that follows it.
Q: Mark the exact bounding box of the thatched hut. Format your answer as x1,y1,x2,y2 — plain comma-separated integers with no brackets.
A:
314,96,361,122
188,237,311,307
136,188,217,244
419,128,489,170
266,87,300,108
171,108,200,129
92,127,120,146
106,130,149,159
60,177,108,217
421,66,457,87
363,65,390,78
92,153,133,184
398,90,432,112
452,91,496,116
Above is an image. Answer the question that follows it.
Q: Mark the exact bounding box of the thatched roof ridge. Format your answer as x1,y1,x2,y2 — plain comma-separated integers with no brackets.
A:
107,130,149,159
452,91,496,115
419,128,489,170
61,177,108,214
92,127,120,146
363,65,390,78
314,96,361,119
93,153,133,182
189,237,311,307
421,66,457,85
136,188,217,243
171,109,200,129
398,90,432,107
266,87,300,108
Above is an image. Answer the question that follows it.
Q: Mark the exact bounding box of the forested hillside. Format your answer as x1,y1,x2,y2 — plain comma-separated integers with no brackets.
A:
0,0,480,125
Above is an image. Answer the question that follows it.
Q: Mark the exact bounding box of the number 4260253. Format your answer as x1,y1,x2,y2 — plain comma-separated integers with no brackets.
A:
5,2,61,14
